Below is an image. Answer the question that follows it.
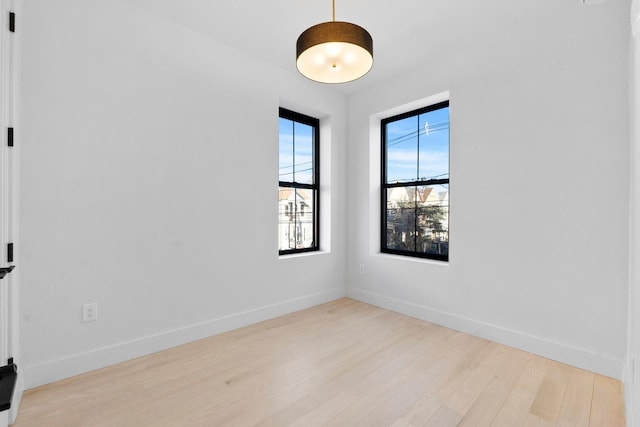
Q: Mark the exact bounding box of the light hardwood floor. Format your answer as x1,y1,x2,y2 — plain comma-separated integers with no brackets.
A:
13,298,625,427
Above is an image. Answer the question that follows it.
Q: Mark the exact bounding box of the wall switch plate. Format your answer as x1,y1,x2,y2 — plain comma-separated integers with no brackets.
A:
359,264,365,274
83,303,98,322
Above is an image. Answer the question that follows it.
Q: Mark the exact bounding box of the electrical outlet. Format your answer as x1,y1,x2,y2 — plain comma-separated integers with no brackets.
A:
83,303,98,322
359,264,365,274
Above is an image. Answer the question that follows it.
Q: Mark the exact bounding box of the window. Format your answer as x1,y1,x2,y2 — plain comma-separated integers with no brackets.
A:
381,101,450,261
279,108,319,254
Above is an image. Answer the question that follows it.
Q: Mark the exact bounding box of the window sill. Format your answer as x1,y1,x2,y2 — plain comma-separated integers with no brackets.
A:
374,252,450,266
279,250,330,260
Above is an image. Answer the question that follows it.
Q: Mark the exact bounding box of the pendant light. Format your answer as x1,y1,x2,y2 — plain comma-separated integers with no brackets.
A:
296,0,373,84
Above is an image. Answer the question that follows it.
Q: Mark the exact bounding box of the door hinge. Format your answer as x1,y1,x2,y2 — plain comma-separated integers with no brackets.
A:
7,127,13,147
9,12,15,33
7,243,13,263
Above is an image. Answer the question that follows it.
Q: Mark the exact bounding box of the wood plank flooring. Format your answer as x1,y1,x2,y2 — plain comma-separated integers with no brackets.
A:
13,298,626,427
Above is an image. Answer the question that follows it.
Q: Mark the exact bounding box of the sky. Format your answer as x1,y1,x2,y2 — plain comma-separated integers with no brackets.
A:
385,106,450,184
278,117,314,185
278,106,449,187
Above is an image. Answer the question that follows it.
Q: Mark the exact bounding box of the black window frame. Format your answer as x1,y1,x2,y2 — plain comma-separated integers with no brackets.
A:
381,100,450,262
279,107,320,255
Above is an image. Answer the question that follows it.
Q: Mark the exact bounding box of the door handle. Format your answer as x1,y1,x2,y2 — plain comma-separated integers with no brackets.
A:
0,265,15,280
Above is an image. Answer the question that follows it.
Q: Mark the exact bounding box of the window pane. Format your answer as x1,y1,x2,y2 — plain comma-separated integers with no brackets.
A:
415,184,449,256
386,187,417,251
418,107,449,181
294,122,314,184
295,189,315,249
278,118,294,182
278,187,295,251
385,116,418,184
278,187,315,251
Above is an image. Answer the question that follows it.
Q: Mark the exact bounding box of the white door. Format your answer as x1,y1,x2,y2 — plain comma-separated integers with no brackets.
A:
0,0,20,425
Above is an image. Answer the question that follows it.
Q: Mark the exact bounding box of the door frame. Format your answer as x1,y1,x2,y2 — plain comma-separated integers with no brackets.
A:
0,0,21,425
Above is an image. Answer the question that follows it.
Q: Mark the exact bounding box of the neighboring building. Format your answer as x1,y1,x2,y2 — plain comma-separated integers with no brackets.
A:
278,188,315,251
386,185,449,254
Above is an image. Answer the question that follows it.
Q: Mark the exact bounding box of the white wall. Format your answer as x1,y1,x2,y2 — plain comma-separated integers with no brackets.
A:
19,0,348,388
628,1,640,425
347,1,630,379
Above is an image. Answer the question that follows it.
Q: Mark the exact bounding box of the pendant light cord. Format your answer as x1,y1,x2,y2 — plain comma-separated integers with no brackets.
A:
332,0,335,21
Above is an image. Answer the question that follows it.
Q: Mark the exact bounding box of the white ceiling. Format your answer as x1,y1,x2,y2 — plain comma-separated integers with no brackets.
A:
124,0,599,94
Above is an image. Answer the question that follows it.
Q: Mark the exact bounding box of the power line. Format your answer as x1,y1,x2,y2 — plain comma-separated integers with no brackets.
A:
386,173,449,184
387,121,449,142
279,167,313,177
279,161,312,170
387,121,450,147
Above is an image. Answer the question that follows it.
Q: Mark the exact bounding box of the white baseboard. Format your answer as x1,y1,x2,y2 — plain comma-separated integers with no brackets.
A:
624,356,638,427
23,288,346,389
624,372,634,427
348,286,624,380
